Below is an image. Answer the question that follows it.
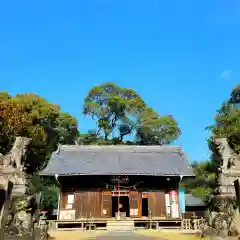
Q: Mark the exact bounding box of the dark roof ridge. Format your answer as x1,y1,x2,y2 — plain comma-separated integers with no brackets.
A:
58,144,182,153
40,144,193,177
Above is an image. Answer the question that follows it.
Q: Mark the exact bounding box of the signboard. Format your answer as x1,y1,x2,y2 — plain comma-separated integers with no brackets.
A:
110,176,129,184
168,190,180,218
67,194,74,204
165,193,170,206
171,203,179,218
130,208,138,216
165,193,171,215
170,190,177,202
65,194,74,209
59,210,76,221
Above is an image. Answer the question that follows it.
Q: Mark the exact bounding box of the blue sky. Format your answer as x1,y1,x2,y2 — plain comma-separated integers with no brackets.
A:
0,0,239,162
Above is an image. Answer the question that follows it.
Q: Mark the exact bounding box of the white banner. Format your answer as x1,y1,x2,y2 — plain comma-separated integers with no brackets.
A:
67,194,74,204
171,203,179,218
170,190,177,202
59,210,76,221
165,193,170,206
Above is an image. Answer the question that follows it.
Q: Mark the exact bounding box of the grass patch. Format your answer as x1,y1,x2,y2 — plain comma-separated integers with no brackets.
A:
48,230,101,240
136,229,204,240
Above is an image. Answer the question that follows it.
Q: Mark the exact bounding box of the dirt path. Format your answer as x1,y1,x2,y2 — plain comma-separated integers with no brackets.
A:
48,230,163,240
97,232,161,240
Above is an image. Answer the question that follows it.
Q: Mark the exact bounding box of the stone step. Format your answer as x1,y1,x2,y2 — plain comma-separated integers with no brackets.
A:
107,227,134,232
107,220,134,232
107,221,134,225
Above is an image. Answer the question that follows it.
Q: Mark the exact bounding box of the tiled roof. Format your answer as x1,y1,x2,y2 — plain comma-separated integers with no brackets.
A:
40,145,193,176
185,194,205,206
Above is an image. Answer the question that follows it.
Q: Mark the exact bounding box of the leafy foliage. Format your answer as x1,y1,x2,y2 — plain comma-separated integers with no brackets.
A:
0,93,79,213
181,161,217,202
56,112,79,145
0,92,11,102
208,84,240,153
83,82,146,140
83,82,181,144
77,130,120,145
136,112,181,145
0,93,79,173
25,175,60,212
41,185,60,211
183,84,240,203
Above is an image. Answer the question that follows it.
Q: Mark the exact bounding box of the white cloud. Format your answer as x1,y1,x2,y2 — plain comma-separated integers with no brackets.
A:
220,70,232,80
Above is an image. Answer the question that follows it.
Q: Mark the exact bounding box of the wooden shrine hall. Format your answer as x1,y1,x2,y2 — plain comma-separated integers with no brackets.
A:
40,145,193,229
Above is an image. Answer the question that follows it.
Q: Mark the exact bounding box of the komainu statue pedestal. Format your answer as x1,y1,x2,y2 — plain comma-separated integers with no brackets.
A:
0,137,32,239
202,138,240,239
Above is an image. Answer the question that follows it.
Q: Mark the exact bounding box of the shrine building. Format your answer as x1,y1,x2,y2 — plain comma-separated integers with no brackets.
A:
40,145,193,229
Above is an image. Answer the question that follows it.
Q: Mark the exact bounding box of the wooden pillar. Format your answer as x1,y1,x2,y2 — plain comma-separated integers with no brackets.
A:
101,191,112,217
117,180,120,218
138,192,142,217
60,191,67,209
57,193,61,220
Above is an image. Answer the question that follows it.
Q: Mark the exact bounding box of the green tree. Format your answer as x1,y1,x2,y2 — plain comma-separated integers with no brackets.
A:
0,93,79,173
30,175,60,211
0,93,78,212
182,84,240,203
83,82,146,141
181,161,216,202
56,112,79,145
0,92,11,102
136,112,181,145
83,82,181,144
41,185,60,211
77,130,108,145
208,84,240,153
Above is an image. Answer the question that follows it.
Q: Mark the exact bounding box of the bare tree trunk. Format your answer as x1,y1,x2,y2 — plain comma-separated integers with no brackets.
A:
104,132,108,141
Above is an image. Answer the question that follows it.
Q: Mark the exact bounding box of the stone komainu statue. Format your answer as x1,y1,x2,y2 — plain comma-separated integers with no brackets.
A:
1,137,32,170
212,138,240,198
0,137,31,238
213,138,238,171
201,138,240,239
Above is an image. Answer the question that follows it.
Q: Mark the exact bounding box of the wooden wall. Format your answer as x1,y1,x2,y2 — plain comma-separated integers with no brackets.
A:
60,191,102,218
148,191,166,217
59,175,181,219
60,191,68,210
74,191,101,218
60,189,180,219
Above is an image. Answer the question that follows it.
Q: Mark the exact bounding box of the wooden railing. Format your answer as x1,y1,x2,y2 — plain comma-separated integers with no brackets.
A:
181,218,205,230
50,217,207,231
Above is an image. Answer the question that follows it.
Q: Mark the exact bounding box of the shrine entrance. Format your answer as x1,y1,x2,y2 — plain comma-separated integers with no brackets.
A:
112,196,130,217
111,190,130,218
